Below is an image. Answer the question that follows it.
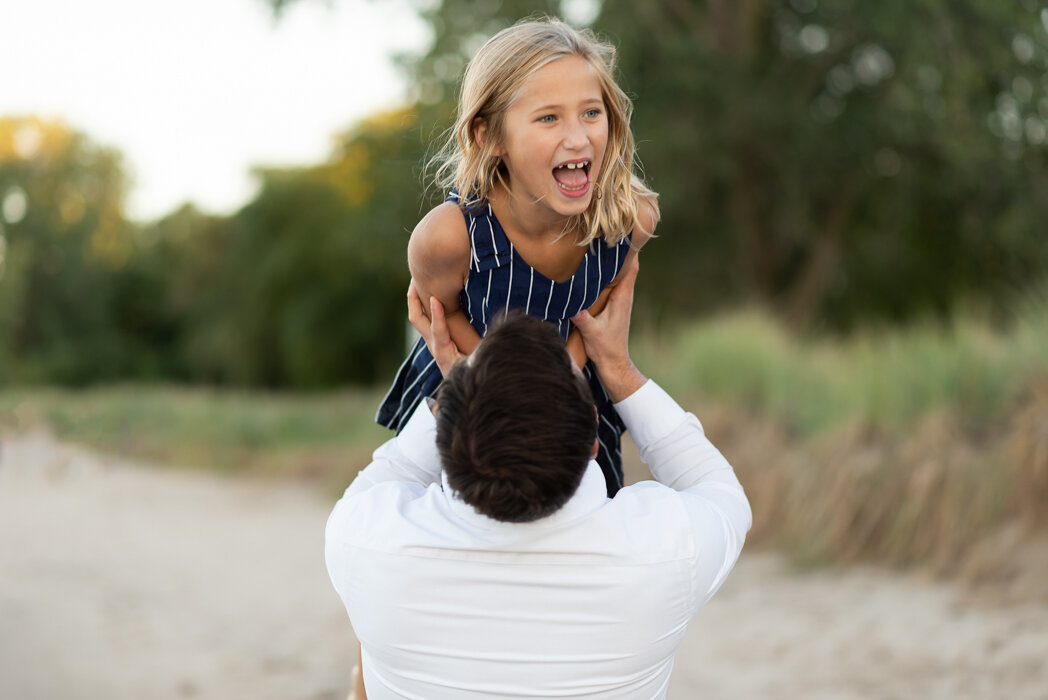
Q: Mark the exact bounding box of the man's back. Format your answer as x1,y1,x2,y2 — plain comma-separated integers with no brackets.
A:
326,382,751,699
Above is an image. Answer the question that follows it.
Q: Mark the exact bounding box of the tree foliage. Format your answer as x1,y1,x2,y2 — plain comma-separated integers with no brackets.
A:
0,117,136,383
596,0,1048,328
155,109,429,388
0,110,428,388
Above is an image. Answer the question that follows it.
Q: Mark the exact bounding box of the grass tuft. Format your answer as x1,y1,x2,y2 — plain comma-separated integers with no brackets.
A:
0,384,390,494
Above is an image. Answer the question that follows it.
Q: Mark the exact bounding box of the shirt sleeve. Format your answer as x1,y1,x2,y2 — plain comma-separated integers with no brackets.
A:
326,400,442,604
615,380,753,608
343,398,443,498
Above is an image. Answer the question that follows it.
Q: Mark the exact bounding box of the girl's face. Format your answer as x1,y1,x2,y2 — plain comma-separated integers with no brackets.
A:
494,54,608,221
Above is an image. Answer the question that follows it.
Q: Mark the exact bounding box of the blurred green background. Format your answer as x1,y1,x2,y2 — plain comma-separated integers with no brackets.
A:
2,0,1047,592
2,0,1046,387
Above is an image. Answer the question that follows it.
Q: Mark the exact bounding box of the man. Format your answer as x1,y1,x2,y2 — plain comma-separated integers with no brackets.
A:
325,259,752,699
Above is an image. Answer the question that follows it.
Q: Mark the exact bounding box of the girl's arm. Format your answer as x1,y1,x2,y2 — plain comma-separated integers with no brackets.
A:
566,198,659,368
407,202,482,358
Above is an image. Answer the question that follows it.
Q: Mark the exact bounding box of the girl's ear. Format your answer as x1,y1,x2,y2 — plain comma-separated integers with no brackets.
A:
471,116,488,147
472,117,504,155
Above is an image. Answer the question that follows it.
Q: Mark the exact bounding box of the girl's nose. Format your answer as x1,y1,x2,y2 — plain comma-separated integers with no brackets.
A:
562,119,588,148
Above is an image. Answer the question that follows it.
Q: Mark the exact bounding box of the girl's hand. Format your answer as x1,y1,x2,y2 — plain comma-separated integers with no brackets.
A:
408,280,465,377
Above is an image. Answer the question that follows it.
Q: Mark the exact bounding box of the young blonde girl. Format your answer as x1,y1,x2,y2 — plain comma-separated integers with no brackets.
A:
377,17,659,497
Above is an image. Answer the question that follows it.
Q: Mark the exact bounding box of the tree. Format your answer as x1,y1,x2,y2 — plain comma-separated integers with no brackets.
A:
599,0,1048,327
0,116,136,383
186,108,428,388
0,104,439,388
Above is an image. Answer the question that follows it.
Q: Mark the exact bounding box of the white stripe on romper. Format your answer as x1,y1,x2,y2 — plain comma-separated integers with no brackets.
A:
598,414,622,489
397,393,425,432
488,209,498,266
376,342,423,419
464,215,478,317
484,269,493,325
392,357,436,420
463,271,473,319
525,267,534,314
579,255,589,310
469,215,480,272
543,279,555,320
561,276,575,318
599,437,620,489
505,246,514,312
596,242,603,293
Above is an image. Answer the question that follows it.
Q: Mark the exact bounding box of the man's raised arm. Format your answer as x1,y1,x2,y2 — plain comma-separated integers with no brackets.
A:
572,257,753,605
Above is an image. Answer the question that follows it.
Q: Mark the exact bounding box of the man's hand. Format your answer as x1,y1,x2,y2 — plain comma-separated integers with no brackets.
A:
571,256,647,402
407,280,466,377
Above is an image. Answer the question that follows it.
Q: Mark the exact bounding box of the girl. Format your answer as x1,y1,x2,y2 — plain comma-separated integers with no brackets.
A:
378,16,659,497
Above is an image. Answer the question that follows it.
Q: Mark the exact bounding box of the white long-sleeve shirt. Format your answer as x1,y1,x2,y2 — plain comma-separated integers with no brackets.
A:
325,380,752,699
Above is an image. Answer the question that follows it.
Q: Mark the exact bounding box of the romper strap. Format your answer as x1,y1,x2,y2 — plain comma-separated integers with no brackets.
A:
446,193,512,274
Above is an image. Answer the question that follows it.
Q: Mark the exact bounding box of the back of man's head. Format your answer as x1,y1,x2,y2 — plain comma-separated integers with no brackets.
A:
435,312,598,523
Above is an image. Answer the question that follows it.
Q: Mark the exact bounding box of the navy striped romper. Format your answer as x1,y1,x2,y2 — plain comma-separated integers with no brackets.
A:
376,193,633,496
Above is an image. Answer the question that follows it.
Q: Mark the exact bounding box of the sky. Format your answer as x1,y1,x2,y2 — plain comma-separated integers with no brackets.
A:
2,0,429,221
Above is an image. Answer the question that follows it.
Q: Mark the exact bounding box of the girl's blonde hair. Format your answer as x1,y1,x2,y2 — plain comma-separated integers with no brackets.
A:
432,17,658,246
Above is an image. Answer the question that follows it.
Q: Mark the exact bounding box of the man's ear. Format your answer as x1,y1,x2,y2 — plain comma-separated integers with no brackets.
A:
591,438,599,461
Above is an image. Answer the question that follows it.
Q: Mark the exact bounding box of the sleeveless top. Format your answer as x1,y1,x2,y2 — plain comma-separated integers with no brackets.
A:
377,194,634,496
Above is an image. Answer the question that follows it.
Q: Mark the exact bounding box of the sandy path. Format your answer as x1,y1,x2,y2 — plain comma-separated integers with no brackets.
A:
2,431,1046,700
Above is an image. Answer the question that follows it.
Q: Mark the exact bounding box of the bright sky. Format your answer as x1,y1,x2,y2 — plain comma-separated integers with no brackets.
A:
2,0,429,221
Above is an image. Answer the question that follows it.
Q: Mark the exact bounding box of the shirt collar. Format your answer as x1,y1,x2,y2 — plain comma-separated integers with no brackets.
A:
440,461,608,531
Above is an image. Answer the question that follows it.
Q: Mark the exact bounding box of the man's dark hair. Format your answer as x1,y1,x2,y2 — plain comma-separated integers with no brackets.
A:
435,312,598,523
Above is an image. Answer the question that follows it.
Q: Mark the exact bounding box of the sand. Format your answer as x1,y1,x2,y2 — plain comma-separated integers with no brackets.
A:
2,430,1046,700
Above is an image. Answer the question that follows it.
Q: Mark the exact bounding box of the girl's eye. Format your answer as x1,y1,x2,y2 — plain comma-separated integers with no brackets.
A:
584,109,601,118
538,115,556,123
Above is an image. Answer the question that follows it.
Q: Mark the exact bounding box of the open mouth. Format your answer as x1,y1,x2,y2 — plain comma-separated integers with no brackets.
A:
552,160,591,195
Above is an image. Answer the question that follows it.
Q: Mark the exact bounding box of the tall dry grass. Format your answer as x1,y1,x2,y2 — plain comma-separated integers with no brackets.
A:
633,288,1048,602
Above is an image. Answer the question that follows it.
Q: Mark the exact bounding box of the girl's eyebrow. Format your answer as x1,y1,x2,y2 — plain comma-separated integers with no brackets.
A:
528,98,604,115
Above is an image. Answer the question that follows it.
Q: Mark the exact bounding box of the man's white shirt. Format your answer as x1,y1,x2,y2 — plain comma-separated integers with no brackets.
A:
325,380,752,699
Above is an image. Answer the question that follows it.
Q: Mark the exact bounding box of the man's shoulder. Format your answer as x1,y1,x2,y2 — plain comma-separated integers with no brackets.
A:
328,480,443,546
610,480,695,516
591,482,699,562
